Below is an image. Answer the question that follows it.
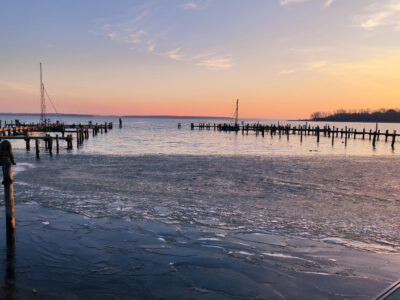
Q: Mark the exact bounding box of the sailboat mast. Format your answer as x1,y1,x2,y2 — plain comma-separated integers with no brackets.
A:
235,99,239,126
40,62,46,123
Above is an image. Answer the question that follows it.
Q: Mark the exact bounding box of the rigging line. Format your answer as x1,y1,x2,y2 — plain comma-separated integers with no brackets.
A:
230,106,236,120
44,87,60,119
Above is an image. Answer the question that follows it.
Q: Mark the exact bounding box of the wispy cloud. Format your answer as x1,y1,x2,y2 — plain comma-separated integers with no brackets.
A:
359,0,400,30
324,0,335,7
196,56,234,71
308,60,329,70
280,0,310,5
96,1,233,71
0,80,36,94
280,0,335,7
162,48,184,61
280,69,297,75
182,2,198,10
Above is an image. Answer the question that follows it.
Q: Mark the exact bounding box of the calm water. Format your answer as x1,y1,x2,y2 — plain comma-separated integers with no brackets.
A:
1,114,400,298
3,114,400,156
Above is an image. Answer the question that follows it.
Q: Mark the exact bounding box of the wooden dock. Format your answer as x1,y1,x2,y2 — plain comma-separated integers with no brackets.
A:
0,120,115,158
187,122,398,149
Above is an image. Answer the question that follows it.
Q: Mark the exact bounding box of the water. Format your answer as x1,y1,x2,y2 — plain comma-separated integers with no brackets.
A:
1,114,400,298
3,114,400,156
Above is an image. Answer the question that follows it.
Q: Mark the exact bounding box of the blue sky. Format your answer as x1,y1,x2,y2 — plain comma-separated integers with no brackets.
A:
1,0,400,117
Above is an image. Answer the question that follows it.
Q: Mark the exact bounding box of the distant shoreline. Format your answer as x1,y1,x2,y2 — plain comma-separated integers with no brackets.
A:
303,119,400,123
307,109,400,123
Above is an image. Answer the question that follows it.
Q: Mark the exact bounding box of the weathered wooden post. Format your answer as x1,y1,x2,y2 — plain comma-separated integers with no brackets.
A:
372,131,377,148
1,141,16,244
48,136,53,156
362,129,365,140
76,128,79,148
119,118,123,129
44,135,48,150
25,138,30,151
56,135,60,153
66,134,72,150
300,126,303,143
392,130,396,149
35,139,40,158
354,129,357,139
104,122,108,133
316,126,320,143
385,130,389,142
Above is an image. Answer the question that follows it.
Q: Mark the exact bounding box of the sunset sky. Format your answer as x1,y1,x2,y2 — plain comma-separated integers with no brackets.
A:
1,0,400,119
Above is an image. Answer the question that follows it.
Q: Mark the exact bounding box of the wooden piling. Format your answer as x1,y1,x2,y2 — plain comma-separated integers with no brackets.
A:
49,136,53,156
2,162,15,244
1,141,15,244
300,126,303,142
76,129,80,148
44,134,48,150
372,131,377,148
56,135,60,153
35,139,40,158
392,130,396,149
25,138,30,151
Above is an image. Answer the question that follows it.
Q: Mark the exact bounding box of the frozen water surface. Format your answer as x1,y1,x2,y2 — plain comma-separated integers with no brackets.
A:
13,154,400,253
1,116,400,298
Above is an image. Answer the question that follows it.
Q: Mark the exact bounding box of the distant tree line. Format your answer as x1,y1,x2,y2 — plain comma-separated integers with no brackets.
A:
310,109,400,123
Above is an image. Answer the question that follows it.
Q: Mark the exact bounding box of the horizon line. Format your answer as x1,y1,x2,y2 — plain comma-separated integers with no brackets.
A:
0,112,287,120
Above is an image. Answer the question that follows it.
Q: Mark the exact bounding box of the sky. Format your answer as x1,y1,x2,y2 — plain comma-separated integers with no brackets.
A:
0,0,400,119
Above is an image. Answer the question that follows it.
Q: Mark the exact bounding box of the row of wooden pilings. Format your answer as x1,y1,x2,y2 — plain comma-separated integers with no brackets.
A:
0,121,115,158
187,122,398,149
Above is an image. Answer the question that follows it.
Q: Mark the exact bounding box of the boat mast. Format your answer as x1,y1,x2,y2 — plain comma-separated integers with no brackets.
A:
234,99,239,126
40,63,46,123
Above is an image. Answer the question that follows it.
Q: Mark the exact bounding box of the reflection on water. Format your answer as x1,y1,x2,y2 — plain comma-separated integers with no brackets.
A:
3,240,16,300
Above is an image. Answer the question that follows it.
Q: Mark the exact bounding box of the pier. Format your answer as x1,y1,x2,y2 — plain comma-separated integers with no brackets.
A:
0,120,115,157
188,122,399,149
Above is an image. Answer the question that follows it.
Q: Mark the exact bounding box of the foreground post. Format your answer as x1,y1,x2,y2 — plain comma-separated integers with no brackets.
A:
0,141,15,244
